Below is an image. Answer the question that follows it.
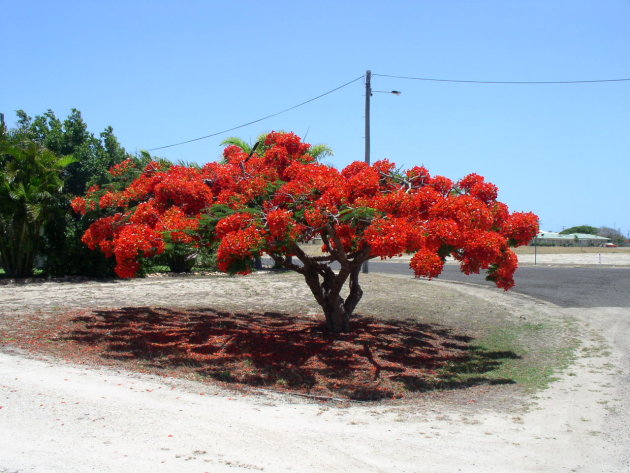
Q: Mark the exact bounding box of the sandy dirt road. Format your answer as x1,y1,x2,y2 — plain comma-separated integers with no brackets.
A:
1,275,629,473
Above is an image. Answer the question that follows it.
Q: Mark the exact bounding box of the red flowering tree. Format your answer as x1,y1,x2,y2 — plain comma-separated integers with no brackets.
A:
72,158,210,277
74,132,539,333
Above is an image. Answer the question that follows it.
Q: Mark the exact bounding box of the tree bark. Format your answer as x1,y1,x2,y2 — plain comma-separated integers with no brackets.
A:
269,232,370,334
292,245,367,334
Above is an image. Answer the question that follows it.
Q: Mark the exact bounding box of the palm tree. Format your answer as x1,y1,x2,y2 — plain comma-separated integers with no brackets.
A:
0,128,75,277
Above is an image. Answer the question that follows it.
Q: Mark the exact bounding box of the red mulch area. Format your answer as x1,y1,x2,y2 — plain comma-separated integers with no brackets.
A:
0,308,475,400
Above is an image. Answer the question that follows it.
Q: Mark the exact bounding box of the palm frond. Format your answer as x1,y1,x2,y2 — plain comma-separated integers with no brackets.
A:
175,159,201,169
220,137,252,153
308,144,334,161
56,154,77,168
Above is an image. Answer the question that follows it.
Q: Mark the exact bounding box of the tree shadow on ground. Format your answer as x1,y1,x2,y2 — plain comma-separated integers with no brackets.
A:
63,307,519,400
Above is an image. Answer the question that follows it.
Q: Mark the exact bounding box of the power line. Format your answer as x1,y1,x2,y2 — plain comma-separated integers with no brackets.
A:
148,75,364,151
373,73,630,84
147,71,629,151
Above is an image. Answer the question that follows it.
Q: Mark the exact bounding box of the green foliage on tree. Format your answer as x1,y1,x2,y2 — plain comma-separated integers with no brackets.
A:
16,109,128,195
559,225,598,235
0,126,75,277
597,227,625,245
12,109,129,276
560,225,626,245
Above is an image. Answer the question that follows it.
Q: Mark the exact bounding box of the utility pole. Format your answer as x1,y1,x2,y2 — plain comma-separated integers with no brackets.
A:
364,70,371,166
362,70,372,274
361,71,400,273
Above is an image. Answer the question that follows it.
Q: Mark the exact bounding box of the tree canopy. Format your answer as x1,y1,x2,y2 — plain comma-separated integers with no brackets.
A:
596,226,626,245
73,132,539,333
15,109,128,195
0,126,75,277
560,225,626,244
559,225,598,235
10,109,130,276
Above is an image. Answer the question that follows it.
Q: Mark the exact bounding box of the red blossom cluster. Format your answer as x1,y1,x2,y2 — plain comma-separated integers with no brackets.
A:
156,207,200,243
108,158,136,177
74,132,539,289
112,224,165,278
216,226,265,274
72,163,212,277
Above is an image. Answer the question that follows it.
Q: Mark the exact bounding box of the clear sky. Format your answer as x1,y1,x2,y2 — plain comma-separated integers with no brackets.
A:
2,0,629,236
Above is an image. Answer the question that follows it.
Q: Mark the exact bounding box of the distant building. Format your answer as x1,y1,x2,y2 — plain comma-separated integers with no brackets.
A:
532,231,610,246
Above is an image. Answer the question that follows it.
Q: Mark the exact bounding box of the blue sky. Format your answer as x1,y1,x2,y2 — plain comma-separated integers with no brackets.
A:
2,0,629,236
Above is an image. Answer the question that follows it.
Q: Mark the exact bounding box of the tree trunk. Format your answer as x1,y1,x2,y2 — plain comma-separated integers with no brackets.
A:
166,250,197,273
0,218,37,278
301,262,364,334
323,293,349,333
272,239,370,334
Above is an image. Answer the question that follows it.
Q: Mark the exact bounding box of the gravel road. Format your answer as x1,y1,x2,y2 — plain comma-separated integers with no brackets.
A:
1,271,628,472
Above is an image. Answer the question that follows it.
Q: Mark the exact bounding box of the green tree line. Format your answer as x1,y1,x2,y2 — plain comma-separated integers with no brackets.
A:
1,109,128,277
560,225,626,245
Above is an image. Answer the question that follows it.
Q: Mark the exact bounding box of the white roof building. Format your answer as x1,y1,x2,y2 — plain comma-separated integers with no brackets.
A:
533,231,610,246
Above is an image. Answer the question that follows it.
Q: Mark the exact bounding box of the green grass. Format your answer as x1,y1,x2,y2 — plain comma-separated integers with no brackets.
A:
143,264,171,274
439,321,579,392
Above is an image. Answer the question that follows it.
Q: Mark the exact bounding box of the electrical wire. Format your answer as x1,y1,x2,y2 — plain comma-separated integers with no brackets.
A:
148,75,364,151
147,71,629,151
373,73,630,84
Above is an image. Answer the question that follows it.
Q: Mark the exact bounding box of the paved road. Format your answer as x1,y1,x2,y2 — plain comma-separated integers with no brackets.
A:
264,257,630,308
369,262,630,308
